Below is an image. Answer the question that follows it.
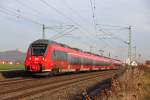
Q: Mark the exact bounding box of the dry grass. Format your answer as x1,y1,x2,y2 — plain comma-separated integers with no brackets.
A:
142,67,150,100
83,66,150,100
103,67,148,100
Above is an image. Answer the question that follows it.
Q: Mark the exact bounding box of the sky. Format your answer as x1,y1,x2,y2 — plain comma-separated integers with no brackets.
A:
0,0,149,62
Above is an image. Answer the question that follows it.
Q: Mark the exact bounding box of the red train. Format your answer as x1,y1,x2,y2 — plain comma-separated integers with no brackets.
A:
24,39,122,73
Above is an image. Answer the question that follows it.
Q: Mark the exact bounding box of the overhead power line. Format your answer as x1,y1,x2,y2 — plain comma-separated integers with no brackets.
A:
40,0,102,50
96,24,128,29
49,25,76,39
15,0,66,25
40,0,77,25
0,6,67,39
15,0,42,16
52,27,78,40
98,28,129,44
1,1,110,54
89,0,97,33
0,9,16,17
0,7,42,25
62,0,90,26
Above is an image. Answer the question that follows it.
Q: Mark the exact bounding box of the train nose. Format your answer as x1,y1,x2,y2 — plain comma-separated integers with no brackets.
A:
29,64,41,72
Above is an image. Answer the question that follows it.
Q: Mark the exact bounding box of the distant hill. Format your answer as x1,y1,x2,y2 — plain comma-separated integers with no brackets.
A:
0,50,26,63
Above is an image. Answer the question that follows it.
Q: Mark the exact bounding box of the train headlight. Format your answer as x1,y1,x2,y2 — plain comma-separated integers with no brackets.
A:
42,57,47,62
29,57,31,60
42,57,45,61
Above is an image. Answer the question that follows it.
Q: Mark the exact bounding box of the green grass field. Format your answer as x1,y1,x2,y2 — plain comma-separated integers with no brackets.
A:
0,64,25,71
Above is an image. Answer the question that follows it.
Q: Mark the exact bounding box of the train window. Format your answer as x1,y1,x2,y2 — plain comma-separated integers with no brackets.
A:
83,58,91,65
94,61,110,66
61,52,68,61
69,56,75,64
93,60,96,65
32,47,47,56
31,44,47,56
69,56,81,65
52,50,57,60
52,50,68,61
80,58,84,65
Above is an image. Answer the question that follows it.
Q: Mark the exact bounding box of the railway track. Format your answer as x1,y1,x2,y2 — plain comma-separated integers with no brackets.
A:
0,70,115,93
0,69,122,100
0,78,34,86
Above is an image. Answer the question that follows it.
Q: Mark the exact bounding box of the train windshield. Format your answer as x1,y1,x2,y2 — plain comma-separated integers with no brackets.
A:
31,44,47,56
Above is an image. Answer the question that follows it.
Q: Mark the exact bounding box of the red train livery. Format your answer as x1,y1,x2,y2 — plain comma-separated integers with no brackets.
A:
24,39,122,73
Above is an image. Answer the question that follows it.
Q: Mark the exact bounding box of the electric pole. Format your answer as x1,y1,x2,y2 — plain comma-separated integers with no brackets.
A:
42,24,45,39
108,52,111,57
89,45,93,53
138,54,141,64
133,46,136,61
128,26,132,65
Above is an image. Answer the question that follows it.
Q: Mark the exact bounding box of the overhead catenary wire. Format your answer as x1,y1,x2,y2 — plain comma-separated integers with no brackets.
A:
60,0,104,48
96,24,128,29
96,24,129,43
0,7,42,26
1,1,99,49
15,0,66,25
94,23,129,51
0,1,132,60
0,7,59,38
40,0,79,25
0,7,66,38
15,0,42,16
98,28,129,48
52,27,78,40
50,25,76,40
62,0,91,26
0,9,16,17
40,0,102,50
0,0,126,58
2,1,113,55
89,0,97,33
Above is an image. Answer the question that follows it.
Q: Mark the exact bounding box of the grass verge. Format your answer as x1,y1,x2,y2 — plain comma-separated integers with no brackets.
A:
0,64,24,71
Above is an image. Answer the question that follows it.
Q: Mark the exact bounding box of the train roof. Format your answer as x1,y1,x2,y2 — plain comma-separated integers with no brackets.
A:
32,39,121,61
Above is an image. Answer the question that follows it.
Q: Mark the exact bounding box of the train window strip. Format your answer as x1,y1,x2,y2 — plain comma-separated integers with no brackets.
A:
52,50,68,61
52,50,111,66
69,56,111,66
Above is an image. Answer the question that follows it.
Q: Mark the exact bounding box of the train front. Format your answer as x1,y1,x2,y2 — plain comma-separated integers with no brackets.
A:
24,40,49,73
